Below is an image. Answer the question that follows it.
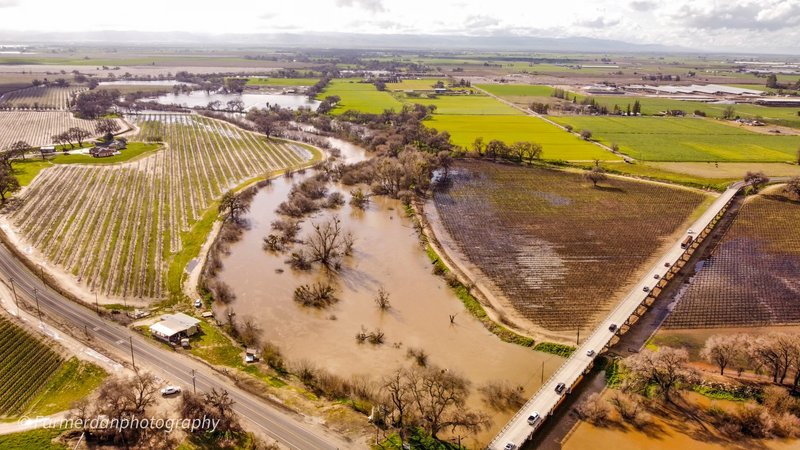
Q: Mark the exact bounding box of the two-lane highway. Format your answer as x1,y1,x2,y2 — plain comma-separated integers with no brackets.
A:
489,182,742,450
0,242,347,450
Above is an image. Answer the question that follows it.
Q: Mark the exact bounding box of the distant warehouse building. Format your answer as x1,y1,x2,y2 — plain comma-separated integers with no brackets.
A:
149,313,201,343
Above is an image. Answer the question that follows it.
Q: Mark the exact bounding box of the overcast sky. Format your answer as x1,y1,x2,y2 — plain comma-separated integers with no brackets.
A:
1,0,799,53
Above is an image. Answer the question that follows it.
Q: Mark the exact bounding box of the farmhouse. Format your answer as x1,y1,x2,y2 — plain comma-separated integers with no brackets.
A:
90,139,126,158
149,313,201,343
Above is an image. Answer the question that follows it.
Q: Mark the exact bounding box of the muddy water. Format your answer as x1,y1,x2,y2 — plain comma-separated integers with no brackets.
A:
564,391,800,450
216,141,564,446
145,91,320,110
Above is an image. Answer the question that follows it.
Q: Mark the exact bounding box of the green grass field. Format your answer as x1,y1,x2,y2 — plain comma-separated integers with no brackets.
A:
11,143,162,186
23,358,107,416
0,429,66,450
319,79,403,114
409,94,522,115
549,116,800,162
597,162,737,191
427,115,620,161
246,77,319,86
478,84,556,97
589,96,800,128
50,142,161,165
385,79,444,91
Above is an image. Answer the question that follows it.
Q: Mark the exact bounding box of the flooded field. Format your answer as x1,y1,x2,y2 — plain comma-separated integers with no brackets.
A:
145,91,320,110
99,80,195,86
215,141,565,446
564,391,799,450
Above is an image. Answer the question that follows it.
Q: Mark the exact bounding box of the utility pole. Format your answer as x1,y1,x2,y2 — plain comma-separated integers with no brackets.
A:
9,277,19,317
33,288,42,325
577,327,580,346
84,324,89,340
129,336,136,371
191,369,196,394
541,360,545,384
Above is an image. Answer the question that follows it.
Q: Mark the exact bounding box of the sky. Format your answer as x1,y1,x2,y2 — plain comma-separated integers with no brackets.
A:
1,0,799,53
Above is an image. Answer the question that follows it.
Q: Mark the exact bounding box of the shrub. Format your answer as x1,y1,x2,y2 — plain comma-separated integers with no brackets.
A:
406,347,429,367
293,282,337,307
575,392,611,425
478,380,525,411
262,341,286,374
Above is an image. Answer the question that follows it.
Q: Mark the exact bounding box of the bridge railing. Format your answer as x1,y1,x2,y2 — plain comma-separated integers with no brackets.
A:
488,186,741,449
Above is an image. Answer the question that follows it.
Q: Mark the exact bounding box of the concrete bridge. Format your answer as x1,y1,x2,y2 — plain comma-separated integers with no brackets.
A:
488,182,742,450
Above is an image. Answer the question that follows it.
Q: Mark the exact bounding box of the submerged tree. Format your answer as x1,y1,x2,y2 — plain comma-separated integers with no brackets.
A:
304,216,353,268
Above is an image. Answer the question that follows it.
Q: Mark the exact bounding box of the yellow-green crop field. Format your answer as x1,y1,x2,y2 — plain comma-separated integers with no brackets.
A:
549,116,800,162
410,94,522,115
246,77,319,86
319,79,403,114
427,115,620,161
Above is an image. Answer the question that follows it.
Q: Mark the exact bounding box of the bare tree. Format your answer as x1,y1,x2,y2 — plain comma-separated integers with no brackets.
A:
374,286,391,310
478,380,525,411
584,161,608,188
0,167,20,203
744,171,770,193
382,369,414,445
575,392,611,425
608,391,649,427
784,176,800,199
95,118,121,138
623,347,690,402
219,190,249,223
9,140,31,161
182,388,241,436
750,334,790,384
68,127,92,147
407,366,489,439
701,334,742,375
304,216,352,268
127,371,159,414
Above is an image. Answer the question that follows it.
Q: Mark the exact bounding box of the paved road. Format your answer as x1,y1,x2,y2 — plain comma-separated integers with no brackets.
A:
489,183,742,450
0,243,346,450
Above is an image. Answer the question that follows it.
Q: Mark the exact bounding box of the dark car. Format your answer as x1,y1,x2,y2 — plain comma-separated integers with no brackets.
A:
609,324,617,332
555,382,566,394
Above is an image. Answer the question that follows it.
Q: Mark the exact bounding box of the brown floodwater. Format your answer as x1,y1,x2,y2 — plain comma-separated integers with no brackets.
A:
216,139,565,447
564,391,800,450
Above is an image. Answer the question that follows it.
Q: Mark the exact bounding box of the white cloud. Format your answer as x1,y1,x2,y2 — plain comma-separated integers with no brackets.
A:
0,0,798,53
334,0,386,13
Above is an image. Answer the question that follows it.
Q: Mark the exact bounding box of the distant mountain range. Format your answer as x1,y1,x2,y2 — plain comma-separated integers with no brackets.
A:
0,31,691,53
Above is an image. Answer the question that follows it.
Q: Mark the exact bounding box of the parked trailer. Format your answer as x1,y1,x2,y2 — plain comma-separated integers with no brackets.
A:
681,235,694,249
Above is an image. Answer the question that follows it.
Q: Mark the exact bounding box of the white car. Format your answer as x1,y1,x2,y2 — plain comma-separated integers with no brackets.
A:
504,444,517,450
194,299,202,308
688,229,695,234
160,386,181,396
527,411,541,425
586,349,596,357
